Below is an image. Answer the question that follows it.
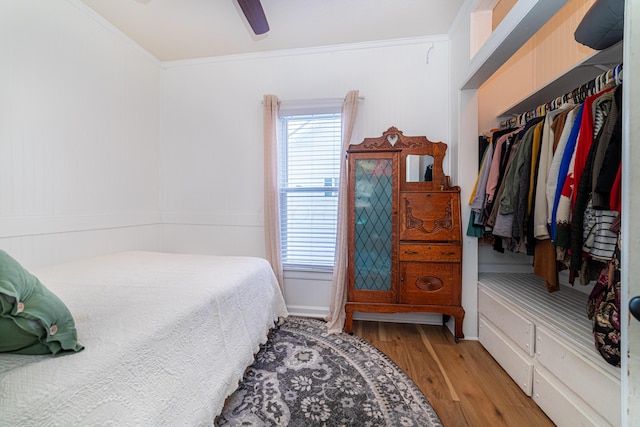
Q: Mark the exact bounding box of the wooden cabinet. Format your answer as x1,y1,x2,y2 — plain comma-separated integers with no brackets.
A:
344,127,465,340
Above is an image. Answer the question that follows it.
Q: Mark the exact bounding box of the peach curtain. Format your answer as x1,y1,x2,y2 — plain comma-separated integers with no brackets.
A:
263,94,284,292
325,90,360,333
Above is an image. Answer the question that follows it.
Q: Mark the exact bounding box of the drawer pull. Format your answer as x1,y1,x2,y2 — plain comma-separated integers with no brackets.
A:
404,250,419,255
441,251,456,255
416,276,443,291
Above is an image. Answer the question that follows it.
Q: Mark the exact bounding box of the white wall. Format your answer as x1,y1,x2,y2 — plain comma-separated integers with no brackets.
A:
160,38,453,320
448,0,481,339
0,1,163,268
2,1,472,335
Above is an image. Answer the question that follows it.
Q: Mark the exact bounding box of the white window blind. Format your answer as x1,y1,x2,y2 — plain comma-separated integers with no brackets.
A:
279,112,342,270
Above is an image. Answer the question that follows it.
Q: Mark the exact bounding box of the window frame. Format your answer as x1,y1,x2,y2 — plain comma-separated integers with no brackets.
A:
278,101,343,272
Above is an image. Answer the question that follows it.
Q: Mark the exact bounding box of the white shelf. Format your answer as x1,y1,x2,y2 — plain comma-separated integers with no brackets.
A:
498,41,623,118
461,0,569,91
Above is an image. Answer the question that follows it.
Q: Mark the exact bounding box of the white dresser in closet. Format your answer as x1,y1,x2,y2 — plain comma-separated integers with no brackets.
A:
478,273,620,427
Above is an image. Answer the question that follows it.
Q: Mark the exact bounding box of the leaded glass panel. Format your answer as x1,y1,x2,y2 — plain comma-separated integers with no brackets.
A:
353,158,393,291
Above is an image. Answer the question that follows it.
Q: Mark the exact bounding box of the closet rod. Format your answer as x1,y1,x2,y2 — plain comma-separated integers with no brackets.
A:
500,63,623,129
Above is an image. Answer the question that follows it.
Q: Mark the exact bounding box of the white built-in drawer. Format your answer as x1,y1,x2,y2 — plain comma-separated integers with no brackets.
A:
535,327,621,426
478,286,535,356
478,316,534,396
533,367,611,427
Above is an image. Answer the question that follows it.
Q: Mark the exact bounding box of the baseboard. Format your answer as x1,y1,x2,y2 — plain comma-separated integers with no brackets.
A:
353,311,444,325
285,304,444,326
285,305,329,319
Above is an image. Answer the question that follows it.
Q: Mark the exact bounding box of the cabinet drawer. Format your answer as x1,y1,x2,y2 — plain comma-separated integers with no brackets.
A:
535,328,620,426
478,286,535,356
400,192,461,242
399,262,460,305
399,244,461,262
533,368,611,427
479,316,533,396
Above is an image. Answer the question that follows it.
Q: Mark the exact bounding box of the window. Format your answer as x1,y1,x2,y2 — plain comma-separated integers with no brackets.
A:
279,110,342,270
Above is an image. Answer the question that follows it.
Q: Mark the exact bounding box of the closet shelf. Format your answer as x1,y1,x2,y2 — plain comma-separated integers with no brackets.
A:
462,0,569,91
498,41,623,119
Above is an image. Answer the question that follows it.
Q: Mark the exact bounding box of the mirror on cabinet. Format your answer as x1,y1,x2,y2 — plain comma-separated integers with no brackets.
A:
406,154,434,182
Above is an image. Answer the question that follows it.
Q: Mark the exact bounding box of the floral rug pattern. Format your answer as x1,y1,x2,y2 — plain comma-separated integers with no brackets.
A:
215,316,442,426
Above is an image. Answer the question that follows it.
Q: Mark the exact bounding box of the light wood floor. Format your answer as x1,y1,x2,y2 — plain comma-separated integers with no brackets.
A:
352,320,555,427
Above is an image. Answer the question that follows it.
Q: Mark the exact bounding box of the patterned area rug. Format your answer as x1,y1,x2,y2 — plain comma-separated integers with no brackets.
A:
215,316,442,426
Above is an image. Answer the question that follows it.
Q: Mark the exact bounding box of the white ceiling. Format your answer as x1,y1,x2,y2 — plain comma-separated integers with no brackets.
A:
78,0,465,62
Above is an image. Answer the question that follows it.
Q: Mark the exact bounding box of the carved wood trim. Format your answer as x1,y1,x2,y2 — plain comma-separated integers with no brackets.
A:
350,126,448,151
415,276,444,291
404,198,454,234
405,198,428,233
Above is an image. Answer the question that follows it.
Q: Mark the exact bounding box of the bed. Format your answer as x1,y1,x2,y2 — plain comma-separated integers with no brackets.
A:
0,250,288,426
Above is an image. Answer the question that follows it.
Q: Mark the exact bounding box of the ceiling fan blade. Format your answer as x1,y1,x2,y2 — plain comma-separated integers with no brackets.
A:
237,0,270,35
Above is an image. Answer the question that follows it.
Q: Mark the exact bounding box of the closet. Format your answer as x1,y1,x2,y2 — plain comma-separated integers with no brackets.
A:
466,1,624,426
477,74,623,427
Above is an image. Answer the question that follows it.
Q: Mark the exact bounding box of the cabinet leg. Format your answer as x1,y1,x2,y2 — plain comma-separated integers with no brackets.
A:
442,314,450,326
453,313,464,343
344,308,354,334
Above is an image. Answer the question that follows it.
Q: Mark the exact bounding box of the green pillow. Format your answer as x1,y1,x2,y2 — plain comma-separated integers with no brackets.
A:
0,250,83,356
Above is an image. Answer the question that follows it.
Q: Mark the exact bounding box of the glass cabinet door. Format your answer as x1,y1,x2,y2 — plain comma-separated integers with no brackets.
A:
352,156,394,292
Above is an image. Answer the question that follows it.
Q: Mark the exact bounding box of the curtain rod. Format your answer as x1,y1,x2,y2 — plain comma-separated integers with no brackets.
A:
261,96,365,104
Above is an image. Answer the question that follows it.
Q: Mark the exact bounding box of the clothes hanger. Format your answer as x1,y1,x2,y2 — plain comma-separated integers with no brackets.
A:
536,104,545,117
614,64,623,85
600,71,608,90
572,88,581,104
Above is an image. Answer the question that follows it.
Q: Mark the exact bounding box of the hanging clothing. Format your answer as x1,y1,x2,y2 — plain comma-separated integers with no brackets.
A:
533,103,575,239
552,105,584,247
571,86,615,211
494,123,538,239
467,143,493,237
485,128,522,205
593,87,623,210
473,71,622,293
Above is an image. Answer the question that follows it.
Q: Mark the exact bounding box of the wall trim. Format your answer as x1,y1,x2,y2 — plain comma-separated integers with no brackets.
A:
0,211,161,238
353,311,444,325
286,305,329,319
287,307,447,328
161,211,263,227
65,0,161,66
161,35,449,68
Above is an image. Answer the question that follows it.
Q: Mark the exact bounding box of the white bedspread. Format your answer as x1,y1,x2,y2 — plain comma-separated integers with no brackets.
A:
0,251,288,426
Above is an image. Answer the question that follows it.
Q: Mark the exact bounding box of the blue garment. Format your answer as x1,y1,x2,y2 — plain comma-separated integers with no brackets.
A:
550,104,583,241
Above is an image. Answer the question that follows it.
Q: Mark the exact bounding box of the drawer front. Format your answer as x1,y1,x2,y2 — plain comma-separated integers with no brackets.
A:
479,316,533,396
535,328,621,426
399,262,460,305
478,286,535,356
533,368,612,427
400,192,461,242
399,244,461,262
